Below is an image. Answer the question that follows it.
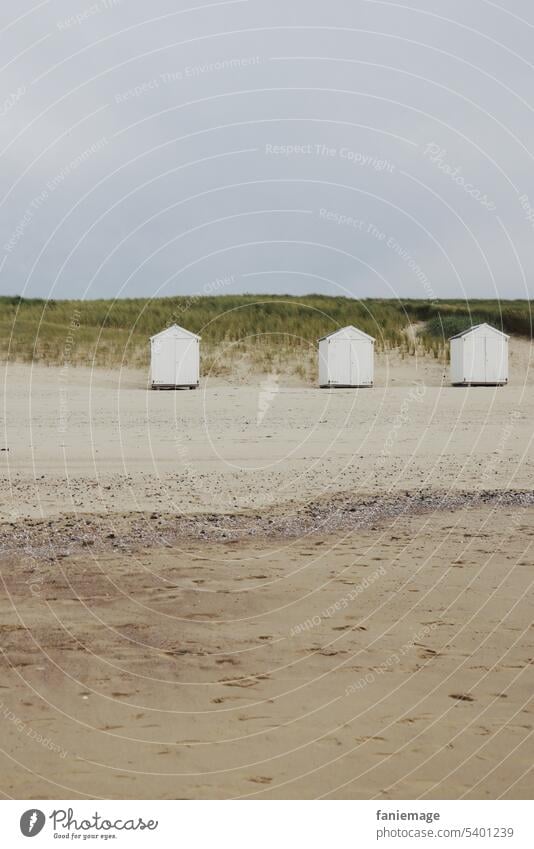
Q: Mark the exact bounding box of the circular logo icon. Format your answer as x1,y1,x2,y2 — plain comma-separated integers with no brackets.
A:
20,810,45,837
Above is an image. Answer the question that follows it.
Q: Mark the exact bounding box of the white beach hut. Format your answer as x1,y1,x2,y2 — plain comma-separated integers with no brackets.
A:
318,326,375,388
449,323,508,386
150,324,200,389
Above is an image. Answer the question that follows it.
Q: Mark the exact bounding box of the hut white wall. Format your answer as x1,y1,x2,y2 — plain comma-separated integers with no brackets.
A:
463,334,485,384
351,340,374,386
151,333,175,386
175,337,200,386
319,333,374,387
318,339,329,386
485,335,508,383
151,331,199,387
449,337,464,385
450,329,508,385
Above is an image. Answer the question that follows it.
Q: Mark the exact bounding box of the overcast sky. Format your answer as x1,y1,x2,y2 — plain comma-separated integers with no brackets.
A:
1,0,534,301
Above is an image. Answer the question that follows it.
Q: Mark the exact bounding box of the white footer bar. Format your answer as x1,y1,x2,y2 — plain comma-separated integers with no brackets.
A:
4,800,532,847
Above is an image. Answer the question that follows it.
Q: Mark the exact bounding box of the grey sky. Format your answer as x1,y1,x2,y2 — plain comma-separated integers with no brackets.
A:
1,0,534,300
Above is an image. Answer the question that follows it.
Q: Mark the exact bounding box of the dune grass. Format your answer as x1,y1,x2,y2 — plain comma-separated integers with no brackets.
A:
0,295,531,375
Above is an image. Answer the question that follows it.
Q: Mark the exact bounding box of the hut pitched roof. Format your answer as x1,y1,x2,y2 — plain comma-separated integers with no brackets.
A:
150,323,201,342
318,325,375,343
449,322,509,341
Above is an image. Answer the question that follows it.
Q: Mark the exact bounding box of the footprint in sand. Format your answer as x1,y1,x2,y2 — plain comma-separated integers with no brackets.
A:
418,647,439,659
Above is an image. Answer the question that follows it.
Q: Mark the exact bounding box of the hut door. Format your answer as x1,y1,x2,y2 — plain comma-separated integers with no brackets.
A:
485,336,505,383
175,338,194,386
330,340,351,385
465,335,486,383
155,334,176,385
349,340,366,386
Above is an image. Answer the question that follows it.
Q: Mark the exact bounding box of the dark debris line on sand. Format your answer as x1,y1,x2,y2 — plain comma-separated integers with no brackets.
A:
1,490,533,562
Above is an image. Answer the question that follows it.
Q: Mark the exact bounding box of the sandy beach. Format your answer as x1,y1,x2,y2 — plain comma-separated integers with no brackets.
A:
1,350,533,799
1,339,533,521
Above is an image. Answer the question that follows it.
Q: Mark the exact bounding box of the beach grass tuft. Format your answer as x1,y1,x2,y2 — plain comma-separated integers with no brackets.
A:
0,295,530,373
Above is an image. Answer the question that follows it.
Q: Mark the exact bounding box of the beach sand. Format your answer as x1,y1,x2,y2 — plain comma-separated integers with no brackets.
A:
0,350,533,799
1,339,533,520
